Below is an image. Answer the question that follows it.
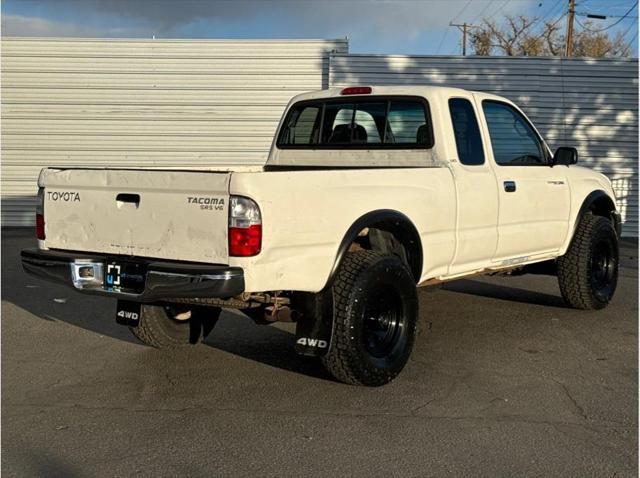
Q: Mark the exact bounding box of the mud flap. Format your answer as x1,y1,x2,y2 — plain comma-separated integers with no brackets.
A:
115,300,141,327
293,290,333,357
188,306,221,344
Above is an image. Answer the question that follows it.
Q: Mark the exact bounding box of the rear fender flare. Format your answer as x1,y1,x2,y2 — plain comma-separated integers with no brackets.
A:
295,210,422,358
324,209,423,290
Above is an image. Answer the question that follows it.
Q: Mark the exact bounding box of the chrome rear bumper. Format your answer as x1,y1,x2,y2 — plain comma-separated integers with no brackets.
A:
21,248,244,302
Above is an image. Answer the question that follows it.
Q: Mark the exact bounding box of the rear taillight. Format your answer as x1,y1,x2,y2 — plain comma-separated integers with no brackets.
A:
229,196,261,256
36,214,45,240
36,188,45,240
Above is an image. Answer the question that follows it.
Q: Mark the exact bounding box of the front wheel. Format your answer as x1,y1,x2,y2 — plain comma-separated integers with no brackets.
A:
557,214,619,310
322,251,418,386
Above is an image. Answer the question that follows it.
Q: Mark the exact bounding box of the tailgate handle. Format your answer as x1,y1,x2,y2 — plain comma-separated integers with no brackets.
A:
116,193,140,209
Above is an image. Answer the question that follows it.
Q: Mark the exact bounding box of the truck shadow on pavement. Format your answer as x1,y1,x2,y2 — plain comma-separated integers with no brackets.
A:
442,279,567,308
2,228,578,384
204,313,333,381
2,229,333,379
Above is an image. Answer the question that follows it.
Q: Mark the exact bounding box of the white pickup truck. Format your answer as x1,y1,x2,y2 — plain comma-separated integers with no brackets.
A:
22,85,621,386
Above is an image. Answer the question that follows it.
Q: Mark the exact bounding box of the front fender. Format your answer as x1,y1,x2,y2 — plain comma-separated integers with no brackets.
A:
561,189,618,255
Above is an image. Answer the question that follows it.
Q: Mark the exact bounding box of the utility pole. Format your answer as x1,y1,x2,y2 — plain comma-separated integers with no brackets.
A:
450,22,473,56
565,0,576,57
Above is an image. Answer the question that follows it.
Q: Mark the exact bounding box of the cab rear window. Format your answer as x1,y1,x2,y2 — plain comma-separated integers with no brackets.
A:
277,96,433,149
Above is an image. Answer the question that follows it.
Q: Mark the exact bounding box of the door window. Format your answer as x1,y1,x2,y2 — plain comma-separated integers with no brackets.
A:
449,98,485,165
482,101,547,166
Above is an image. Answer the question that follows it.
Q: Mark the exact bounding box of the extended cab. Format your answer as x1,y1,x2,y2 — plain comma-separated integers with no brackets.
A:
22,86,621,386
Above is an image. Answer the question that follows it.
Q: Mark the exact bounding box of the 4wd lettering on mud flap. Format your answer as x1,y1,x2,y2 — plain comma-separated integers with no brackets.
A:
296,337,328,348
47,191,80,202
117,310,139,321
187,196,225,211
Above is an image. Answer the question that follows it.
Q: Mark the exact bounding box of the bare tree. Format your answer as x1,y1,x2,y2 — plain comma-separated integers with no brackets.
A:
469,15,632,57
573,28,632,57
541,19,564,56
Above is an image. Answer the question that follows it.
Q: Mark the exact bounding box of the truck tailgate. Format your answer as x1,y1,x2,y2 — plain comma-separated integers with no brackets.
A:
40,168,230,264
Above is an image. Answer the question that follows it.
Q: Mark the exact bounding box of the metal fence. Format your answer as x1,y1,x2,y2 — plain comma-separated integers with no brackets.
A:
2,39,637,236
330,54,639,237
1,38,348,225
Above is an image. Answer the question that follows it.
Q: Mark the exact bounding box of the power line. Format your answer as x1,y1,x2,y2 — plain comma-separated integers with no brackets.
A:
530,10,569,43
576,11,639,18
446,0,490,56
529,0,567,29
621,14,639,53
487,0,510,18
449,22,476,55
619,16,639,38
451,0,474,24
575,1,638,32
492,0,515,18
545,0,570,20
626,27,638,46
577,0,633,7
576,15,636,31
470,0,496,24
436,25,452,54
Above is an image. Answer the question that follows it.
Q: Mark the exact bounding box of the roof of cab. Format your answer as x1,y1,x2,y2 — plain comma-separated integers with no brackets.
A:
287,85,510,105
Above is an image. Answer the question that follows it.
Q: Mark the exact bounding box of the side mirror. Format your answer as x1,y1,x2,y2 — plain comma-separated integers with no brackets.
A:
552,147,578,166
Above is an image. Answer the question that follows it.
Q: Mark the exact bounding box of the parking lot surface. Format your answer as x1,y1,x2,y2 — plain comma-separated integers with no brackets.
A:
2,228,637,477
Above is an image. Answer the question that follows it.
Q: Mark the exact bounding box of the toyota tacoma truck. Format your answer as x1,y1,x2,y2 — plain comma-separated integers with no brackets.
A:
21,85,621,386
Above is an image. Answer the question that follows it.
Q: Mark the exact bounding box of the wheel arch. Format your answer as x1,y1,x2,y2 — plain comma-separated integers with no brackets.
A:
564,190,620,253
576,190,620,233
324,209,423,288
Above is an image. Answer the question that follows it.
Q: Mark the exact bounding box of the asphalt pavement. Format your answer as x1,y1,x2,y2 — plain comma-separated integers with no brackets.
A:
2,228,637,477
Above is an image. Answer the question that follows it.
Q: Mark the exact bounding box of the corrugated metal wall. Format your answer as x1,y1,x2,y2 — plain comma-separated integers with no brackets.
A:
3,41,637,236
330,54,639,237
1,38,348,226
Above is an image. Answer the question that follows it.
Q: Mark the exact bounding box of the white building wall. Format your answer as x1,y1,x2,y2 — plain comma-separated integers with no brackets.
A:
1,38,348,225
330,54,638,237
2,41,637,236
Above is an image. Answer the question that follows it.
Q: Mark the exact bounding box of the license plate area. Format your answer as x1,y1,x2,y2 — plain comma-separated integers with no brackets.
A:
104,258,147,294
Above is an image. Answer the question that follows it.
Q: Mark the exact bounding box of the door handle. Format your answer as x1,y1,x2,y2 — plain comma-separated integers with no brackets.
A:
116,193,140,209
503,181,516,192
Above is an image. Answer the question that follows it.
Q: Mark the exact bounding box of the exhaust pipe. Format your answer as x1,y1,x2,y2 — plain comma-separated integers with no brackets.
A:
264,305,301,323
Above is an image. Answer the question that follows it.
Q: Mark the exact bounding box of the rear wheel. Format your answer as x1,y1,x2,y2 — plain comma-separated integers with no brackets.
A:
557,214,619,310
322,251,418,386
130,304,221,349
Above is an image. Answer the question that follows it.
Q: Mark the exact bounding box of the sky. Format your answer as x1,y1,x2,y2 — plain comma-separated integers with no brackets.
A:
1,0,638,56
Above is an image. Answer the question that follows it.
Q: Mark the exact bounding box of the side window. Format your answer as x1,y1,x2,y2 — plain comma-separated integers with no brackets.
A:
280,105,321,145
449,98,484,165
482,101,546,166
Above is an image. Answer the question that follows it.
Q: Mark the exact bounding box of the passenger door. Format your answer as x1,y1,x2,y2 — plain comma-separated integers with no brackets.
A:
447,96,499,275
479,99,570,262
